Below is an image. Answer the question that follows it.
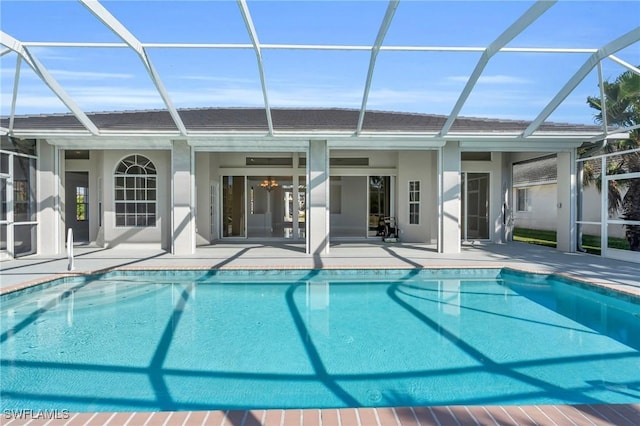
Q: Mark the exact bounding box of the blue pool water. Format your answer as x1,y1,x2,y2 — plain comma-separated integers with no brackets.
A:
1,268,639,412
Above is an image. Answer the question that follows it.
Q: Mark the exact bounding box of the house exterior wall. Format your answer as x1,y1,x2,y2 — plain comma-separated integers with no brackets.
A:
195,152,211,245
32,139,567,256
37,141,59,255
329,176,367,237
441,141,461,253
512,179,626,239
308,140,329,254
512,183,558,231
396,150,438,243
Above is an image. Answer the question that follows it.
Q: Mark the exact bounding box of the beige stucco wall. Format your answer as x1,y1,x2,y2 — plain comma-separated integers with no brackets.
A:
396,150,438,244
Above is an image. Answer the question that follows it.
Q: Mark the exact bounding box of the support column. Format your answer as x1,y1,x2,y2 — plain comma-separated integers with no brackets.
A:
292,172,300,239
500,152,513,243
439,141,461,253
37,141,61,255
171,140,195,255
556,150,577,252
308,140,329,255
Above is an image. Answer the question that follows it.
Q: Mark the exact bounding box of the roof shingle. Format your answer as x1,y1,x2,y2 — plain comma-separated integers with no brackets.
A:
0,107,602,134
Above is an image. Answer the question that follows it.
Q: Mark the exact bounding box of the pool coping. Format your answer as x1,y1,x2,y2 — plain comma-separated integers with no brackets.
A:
2,264,639,304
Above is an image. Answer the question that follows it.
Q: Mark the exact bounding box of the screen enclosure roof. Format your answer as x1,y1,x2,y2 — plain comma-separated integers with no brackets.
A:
1,0,639,143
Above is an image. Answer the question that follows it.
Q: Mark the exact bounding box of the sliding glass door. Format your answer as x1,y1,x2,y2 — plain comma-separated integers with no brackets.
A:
222,175,306,239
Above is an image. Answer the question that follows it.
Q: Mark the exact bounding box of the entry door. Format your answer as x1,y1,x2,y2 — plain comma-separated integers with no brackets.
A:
462,173,490,240
65,172,90,243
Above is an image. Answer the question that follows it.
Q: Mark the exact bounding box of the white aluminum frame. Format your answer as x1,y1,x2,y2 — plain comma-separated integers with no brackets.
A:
1,0,637,142
576,146,640,262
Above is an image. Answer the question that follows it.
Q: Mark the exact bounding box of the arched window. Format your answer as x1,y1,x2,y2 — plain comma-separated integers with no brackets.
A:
114,155,156,227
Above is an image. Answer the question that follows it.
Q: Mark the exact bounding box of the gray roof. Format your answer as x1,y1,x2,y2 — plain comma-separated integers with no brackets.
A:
0,108,602,135
513,155,557,185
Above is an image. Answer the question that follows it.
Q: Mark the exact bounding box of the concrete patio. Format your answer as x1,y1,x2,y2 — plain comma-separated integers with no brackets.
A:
1,241,638,296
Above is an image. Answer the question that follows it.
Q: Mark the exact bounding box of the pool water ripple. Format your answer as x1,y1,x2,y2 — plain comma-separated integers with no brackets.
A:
1,268,639,412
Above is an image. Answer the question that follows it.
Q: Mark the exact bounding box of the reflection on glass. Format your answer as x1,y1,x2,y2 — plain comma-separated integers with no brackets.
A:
13,156,36,223
0,153,8,174
222,176,245,237
607,224,635,252
578,223,602,255
0,224,6,251
14,223,36,256
0,178,6,221
0,136,36,156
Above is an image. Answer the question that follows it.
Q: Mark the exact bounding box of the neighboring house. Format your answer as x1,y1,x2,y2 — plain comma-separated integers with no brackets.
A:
0,108,604,259
512,154,626,239
512,154,558,232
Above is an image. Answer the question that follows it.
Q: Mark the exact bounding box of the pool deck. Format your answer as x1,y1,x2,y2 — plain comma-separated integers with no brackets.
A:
1,241,639,425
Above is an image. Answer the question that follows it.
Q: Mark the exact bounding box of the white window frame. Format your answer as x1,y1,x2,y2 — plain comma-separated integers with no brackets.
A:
409,180,420,225
114,154,157,228
516,187,530,212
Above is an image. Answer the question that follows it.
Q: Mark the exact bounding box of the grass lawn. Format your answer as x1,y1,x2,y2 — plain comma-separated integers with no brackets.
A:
512,227,629,255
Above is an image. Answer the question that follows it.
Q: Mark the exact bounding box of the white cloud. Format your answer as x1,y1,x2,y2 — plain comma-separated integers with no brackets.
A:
178,75,256,85
368,88,459,108
50,70,134,80
25,47,77,62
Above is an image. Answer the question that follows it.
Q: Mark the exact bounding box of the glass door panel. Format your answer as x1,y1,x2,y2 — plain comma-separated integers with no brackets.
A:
14,223,36,256
247,176,290,238
222,176,245,237
0,224,6,252
368,176,391,237
1,177,7,222
1,177,7,256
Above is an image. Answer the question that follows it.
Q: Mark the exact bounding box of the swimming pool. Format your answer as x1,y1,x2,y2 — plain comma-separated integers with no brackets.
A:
1,268,639,412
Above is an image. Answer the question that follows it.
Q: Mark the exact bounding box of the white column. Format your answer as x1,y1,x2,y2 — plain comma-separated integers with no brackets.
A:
439,141,461,253
556,150,577,252
37,141,61,255
171,140,195,255
292,173,299,239
308,140,329,255
500,152,512,243
195,152,211,245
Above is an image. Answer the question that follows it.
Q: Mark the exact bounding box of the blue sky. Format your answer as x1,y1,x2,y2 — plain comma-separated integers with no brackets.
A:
1,0,639,125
